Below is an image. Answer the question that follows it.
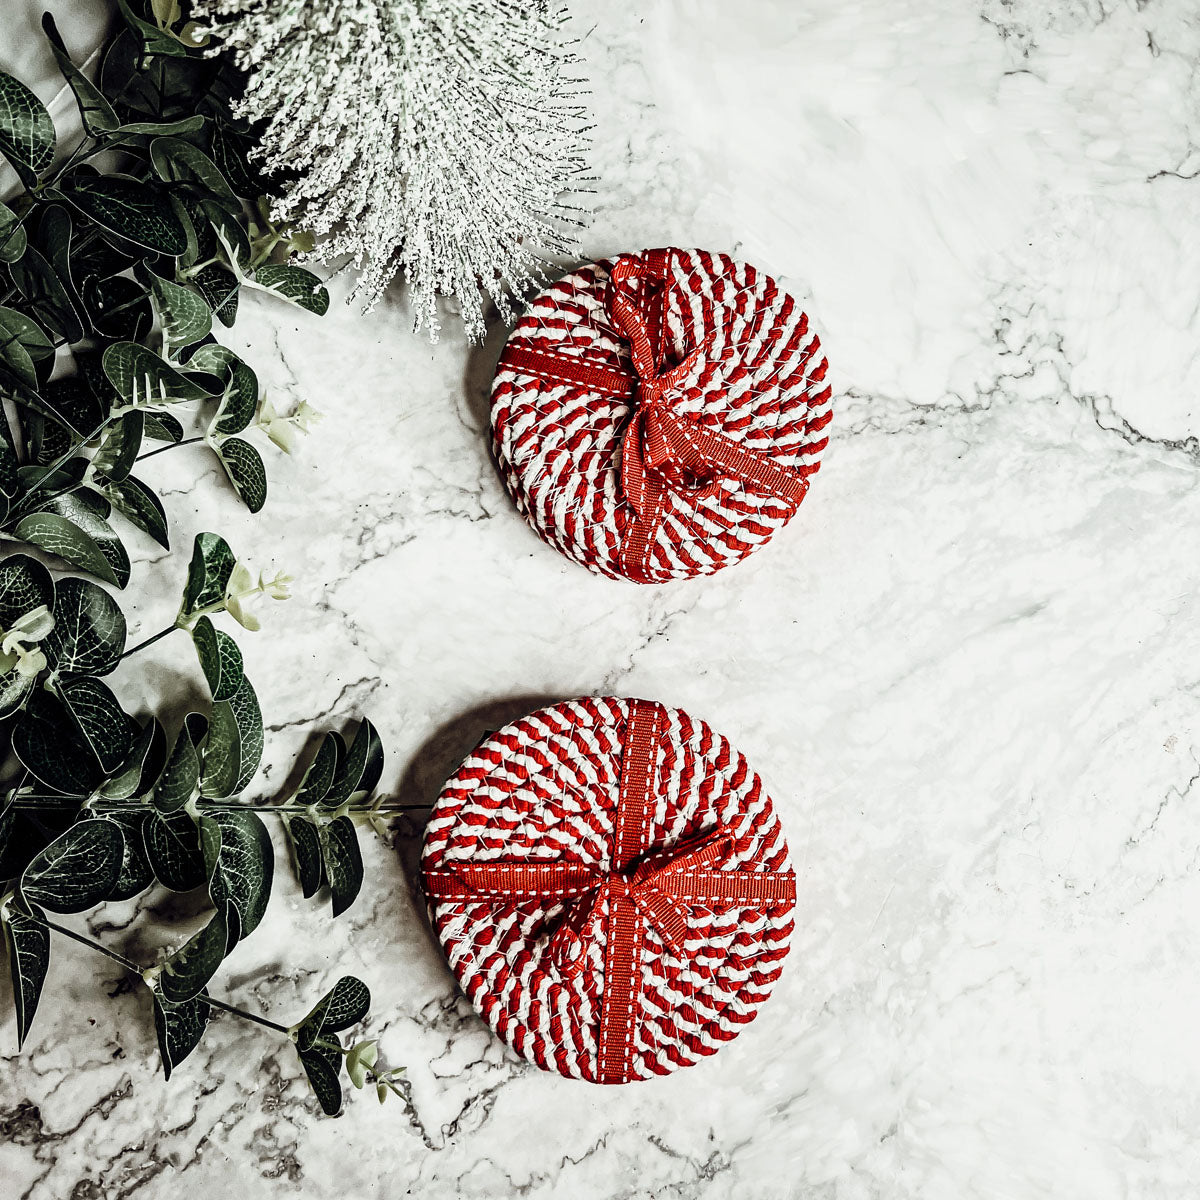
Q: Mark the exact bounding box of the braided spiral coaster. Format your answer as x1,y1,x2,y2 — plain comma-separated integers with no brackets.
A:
490,247,833,583
421,697,797,1083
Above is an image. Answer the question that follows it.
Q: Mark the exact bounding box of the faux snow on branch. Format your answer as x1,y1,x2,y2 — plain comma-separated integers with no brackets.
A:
195,0,589,342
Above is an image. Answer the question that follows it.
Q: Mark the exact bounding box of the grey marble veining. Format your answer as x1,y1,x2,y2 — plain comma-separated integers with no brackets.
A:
2,2,1200,1197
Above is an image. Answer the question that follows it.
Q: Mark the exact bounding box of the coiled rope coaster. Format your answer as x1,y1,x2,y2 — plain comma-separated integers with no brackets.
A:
421,697,797,1083
490,247,833,583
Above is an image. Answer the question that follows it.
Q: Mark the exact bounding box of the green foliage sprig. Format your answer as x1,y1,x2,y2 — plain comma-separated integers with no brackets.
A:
0,2,409,1116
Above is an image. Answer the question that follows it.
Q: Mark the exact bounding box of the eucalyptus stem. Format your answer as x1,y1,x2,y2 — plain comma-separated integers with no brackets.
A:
27,910,292,1036
119,624,179,659
136,436,205,462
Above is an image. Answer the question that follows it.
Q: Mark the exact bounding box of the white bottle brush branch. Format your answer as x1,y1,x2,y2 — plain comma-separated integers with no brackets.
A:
194,0,590,342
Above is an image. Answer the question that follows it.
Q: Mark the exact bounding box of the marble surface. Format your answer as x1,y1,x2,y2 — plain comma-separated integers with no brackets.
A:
4,1,1200,1197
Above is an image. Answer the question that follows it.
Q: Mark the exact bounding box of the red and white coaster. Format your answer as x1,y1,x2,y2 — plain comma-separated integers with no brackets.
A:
490,247,833,583
421,697,797,1084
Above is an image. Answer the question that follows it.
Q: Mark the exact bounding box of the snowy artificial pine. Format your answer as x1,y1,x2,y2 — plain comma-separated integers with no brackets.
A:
193,0,588,341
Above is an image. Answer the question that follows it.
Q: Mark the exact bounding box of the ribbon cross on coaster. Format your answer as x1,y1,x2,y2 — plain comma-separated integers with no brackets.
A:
499,250,811,582
422,699,797,1084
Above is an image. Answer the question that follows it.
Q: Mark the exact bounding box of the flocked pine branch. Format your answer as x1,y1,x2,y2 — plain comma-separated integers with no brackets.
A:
193,0,591,342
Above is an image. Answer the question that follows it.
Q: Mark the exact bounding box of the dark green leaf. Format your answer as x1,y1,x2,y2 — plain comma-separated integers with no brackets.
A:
58,676,133,775
144,807,205,891
153,989,210,1080
84,274,153,342
106,810,154,901
323,720,384,808
157,911,227,1003
297,1041,343,1116
21,818,123,912
144,411,185,443
251,265,329,316
0,199,27,263
0,553,53,628
62,175,188,256
296,734,338,807
154,723,201,813
42,14,120,135
0,70,56,187
0,307,54,388
8,243,85,343
180,531,235,617
190,263,238,326
150,136,239,211
116,115,205,137
91,411,144,484
209,123,257,197
191,615,243,702
99,717,164,799
150,273,211,350
216,437,266,513
188,345,257,435
1,898,50,1048
16,504,130,588
102,340,213,406
42,576,127,675
12,690,105,796
201,810,273,947
295,976,370,1051
115,1,191,58
0,667,36,720
284,815,323,899
319,818,363,918
104,474,169,548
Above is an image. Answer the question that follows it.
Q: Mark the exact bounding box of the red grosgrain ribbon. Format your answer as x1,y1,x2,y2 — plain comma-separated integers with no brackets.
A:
422,699,797,1084
499,251,811,582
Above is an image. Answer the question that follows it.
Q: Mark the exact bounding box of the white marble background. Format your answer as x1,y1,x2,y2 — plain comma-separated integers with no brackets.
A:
3,1,1200,1197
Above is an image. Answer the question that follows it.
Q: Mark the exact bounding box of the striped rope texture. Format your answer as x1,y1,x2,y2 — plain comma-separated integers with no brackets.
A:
490,247,833,583
421,697,797,1083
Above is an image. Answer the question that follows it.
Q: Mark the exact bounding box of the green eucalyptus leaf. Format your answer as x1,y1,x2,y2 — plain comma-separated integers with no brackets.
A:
323,720,384,808
250,265,329,316
42,14,120,135
0,70,56,187
0,553,54,628
215,437,266,514
8,242,85,344
157,911,227,1004
90,410,144,484
20,818,123,913
84,275,153,342
99,717,165,799
102,340,212,406
201,810,273,948
191,615,243,702
106,810,154,901
12,689,106,796
284,815,323,899
209,123,257,197
2,898,50,1048
0,667,36,720
295,976,370,1051
180,531,235,617
201,675,262,799
154,723,201,813
297,1041,343,1117
0,307,55,389
153,989,211,1080
15,505,130,588
0,199,28,263
319,817,363,919
115,0,191,59
144,807,205,891
61,175,188,256
229,674,263,792
104,474,170,548
42,576,127,675
116,114,205,137
188,345,258,435
190,263,239,327
150,136,239,212
144,411,185,443
296,734,338,807
150,273,211,350
58,676,134,774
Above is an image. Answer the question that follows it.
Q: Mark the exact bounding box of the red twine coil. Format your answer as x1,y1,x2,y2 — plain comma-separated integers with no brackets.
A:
421,697,798,1084
491,248,833,583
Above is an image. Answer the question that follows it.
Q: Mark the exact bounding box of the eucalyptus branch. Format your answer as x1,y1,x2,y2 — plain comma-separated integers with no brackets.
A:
136,435,205,462
119,624,179,659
